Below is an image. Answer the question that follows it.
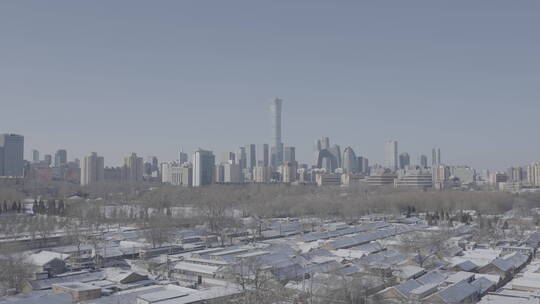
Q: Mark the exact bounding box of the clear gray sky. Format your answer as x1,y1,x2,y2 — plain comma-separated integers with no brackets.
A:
1,1,539,169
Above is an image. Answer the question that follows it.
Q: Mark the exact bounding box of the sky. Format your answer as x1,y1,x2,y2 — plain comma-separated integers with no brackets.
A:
1,1,539,169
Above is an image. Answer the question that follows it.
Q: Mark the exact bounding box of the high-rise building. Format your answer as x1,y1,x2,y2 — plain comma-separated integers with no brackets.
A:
320,137,330,150
527,163,540,187
432,147,441,166
399,152,410,169
123,153,144,182
270,98,283,167
385,140,398,171
284,146,296,163
54,149,67,167
179,149,188,164
258,144,269,167
329,144,341,168
342,147,357,173
193,149,215,187
44,154,52,167
0,134,24,177
507,166,525,183
32,149,40,163
237,147,247,169
245,144,256,169
222,152,236,164
81,152,104,185
357,156,369,174
419,155,428,169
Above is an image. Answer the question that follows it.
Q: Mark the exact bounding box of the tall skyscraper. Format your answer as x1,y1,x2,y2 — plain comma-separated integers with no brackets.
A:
32,149,40,163
124,153,144,182
284,146,296,163
237,147,247,169
419,155,428,169
245,144,256,169
357,156,369,174
527,163,540,187
258,144,269,167
0,134,24,177
342,147,357,173
179,149,188,164
399,152,410,169
432,147,441,166
81,152,104,185
222,152,236,164
270,98,283,167
54,149,67,167
193,149,215,187
385,140,398,171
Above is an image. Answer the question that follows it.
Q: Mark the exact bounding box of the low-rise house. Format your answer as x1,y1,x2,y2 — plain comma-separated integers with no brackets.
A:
422,281,480,304
27,251,68,277
450,260,478,272
51,282,101,302
471,277,497,296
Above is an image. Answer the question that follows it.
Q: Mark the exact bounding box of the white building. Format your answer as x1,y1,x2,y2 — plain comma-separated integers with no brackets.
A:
81,152,104,185
161,162,192,186
385,140,398,171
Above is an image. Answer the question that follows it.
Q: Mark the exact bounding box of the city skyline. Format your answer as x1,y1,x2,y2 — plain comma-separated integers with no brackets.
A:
2,1,540,170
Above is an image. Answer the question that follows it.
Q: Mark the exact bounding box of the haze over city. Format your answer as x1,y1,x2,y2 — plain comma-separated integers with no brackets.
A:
1,1,539,169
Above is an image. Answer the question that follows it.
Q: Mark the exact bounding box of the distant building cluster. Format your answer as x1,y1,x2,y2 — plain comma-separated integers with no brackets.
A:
3,98,540,193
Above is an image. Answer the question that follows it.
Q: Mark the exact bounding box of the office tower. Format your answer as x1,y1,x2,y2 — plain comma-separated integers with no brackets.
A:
357,156,369,174
258,144,269,167
81,152,104,185
74,158,80,168
0,134,24,177
527,163,540,187
270,98,283,167
149,156,158,172
123,153,144,182
419,155,428,169
44,154,52,166
32,149,40,163
399,152,410,169
432,147,441,166
245,144,256,169
236,147,247,169
284,146,296,163
193,149,215,187
385,140,398,171
321,137,330,150
342,147,357,173
54,149,67,167
222,152,236,164
329,144,342,168
179,150,188,164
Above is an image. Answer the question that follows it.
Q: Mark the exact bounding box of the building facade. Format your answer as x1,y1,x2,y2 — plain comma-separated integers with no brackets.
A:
0,133,24,177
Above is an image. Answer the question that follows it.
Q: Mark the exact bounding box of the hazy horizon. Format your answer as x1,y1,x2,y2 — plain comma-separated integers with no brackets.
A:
1,1,539,170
